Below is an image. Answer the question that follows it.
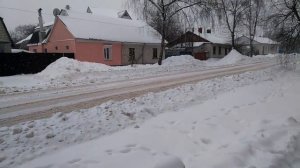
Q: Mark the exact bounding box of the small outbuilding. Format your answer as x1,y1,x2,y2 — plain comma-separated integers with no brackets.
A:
167,30,231,60
236,35,280,55
0,17,13,53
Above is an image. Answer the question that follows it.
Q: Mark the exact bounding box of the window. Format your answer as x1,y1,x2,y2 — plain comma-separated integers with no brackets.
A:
207,29,211,34
104,45,112,60
225,48,228,55
153,48,158,59
198,27,203,34
55,46,58,50
219,47,222,55
129,48,135,61
66,46,69,50
213,46,216,55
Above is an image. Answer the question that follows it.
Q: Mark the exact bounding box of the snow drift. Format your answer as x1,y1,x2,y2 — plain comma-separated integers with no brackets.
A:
213,49,250,66
39,55,203,79
162,55,202,66
38,57,112,78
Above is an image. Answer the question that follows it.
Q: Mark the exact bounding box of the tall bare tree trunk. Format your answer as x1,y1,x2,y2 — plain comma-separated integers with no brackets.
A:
231,32,235,49
158,0,166,65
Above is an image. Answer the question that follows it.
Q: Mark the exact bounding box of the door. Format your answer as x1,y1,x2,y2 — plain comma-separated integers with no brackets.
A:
194,52,207,60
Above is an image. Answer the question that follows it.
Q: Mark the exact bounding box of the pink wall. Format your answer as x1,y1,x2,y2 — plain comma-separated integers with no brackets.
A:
28,45,43,53
29,17,122,65
45,18,76,53
75,40,122,66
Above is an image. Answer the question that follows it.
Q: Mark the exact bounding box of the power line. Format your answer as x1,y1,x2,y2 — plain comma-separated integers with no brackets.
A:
0,6,54,16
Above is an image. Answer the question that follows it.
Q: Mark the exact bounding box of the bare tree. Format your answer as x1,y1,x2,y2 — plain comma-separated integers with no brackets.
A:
10,24,36,43
243,0,265,57
127,0,209,65
268,0,300,53
216,0,248,49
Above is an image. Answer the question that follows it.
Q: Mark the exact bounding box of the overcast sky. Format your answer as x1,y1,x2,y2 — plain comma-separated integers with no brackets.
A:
0,0,125,30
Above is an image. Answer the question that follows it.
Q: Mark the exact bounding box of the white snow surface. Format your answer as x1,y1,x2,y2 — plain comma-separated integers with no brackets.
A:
58,14,162,43
38,57,112,78
254,36,278,44
161,55,203,66
0,53,275,94
210,49,250,66
2,65,300,168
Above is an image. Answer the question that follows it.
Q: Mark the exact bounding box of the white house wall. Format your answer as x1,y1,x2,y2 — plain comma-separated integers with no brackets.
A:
121,43,162,65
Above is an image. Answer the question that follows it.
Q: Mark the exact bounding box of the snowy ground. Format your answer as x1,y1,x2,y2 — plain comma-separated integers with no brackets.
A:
1,64,300,168
0,51,274,94
4,66,299,168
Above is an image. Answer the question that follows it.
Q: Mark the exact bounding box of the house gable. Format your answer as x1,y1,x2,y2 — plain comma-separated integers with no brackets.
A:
47,17,75,42
118,10,132,20
0,17,13,44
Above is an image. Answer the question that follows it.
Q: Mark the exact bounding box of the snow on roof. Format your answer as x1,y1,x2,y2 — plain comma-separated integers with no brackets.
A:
193,42,209,46
201,33,230,44
16,34,32,44
35,21,54,30
89,7,124,18
11,49,32,53
58,14,162,43
254,37,278,44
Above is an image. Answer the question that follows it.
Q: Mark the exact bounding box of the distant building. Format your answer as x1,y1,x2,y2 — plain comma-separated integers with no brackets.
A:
167,29,231,60
236,35,280,55
26,22,53,51
0,17,13,53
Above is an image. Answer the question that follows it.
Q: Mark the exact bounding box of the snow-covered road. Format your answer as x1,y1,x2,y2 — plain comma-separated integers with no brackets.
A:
0,61,274,126
9,65,300,168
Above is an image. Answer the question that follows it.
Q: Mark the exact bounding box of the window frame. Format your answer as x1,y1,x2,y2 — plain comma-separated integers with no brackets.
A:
213,46,216,55
152,48,158,59
129,48,136,61
104,45,113,60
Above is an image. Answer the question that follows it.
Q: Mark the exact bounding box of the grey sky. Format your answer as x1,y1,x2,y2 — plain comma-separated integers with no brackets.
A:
0,0,125,30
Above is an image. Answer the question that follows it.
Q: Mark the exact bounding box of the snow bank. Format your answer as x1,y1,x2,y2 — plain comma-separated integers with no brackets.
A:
38,56,203,79
38,57,112,78
217,49,249,65
162,55,202,66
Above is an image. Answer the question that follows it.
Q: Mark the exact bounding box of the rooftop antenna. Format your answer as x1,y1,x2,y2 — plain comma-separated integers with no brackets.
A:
53,8,60,16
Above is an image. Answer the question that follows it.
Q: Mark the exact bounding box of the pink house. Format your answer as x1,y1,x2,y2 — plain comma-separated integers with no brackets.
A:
28,14,163,66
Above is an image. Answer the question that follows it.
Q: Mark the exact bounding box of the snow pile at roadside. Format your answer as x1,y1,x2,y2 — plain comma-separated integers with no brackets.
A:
0,67,277,168
212,49,250,66
38,57,112,78
162,55,202,66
